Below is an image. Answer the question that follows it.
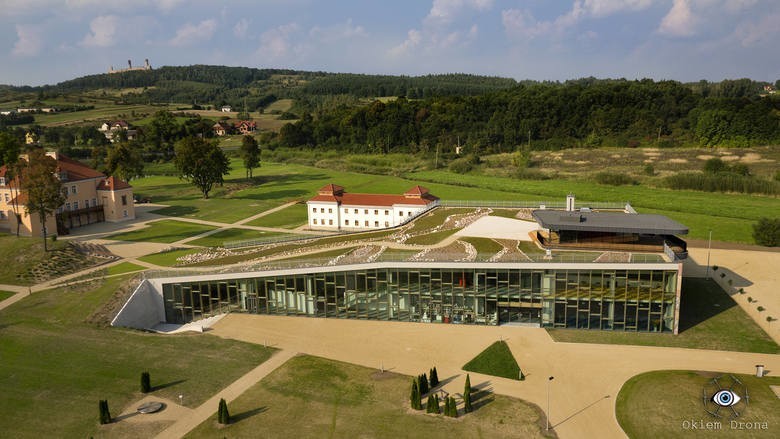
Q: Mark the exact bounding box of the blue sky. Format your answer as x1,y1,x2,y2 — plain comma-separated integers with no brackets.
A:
1,0,778,86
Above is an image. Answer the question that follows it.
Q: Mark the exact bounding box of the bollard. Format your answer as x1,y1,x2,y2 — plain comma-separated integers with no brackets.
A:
756,364,764,378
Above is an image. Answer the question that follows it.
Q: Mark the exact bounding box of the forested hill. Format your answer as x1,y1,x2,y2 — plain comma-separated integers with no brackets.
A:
23,65,519,107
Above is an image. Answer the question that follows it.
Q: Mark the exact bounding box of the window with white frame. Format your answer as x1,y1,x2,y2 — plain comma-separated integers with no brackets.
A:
374,221,379,227
73,201,79,209
384,210,389,215
328,219,333,225
313,219,318,224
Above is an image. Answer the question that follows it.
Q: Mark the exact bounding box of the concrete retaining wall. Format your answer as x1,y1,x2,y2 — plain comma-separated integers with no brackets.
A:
110,279,165,330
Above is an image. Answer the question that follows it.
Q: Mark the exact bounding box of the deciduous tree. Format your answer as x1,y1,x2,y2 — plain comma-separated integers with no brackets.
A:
21,149,66,250
173,137,230,199
240,135,260,178
105,142,144,182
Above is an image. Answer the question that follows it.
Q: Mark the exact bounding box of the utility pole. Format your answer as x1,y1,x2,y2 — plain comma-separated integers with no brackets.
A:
547,376,554,431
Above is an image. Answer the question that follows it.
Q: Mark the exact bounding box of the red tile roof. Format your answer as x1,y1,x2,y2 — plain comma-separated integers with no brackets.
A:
309,185,438,207
56,154,105,181
97,176,132,191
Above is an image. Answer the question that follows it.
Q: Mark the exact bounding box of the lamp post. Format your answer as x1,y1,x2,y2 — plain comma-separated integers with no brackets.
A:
705,230,712,279
547,376,554,431
178,394,183,406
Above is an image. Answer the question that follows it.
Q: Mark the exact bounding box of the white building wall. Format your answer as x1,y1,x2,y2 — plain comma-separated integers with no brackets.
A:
308,199,438,231
307,201,340,230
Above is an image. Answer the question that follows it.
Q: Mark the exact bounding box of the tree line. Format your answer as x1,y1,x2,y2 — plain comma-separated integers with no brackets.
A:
275,79,780,152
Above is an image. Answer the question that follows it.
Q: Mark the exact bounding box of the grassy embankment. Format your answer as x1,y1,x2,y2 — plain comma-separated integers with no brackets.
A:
0,275,273,438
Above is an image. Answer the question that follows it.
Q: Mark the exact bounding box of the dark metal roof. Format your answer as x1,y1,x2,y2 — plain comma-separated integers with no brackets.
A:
532,210,688,235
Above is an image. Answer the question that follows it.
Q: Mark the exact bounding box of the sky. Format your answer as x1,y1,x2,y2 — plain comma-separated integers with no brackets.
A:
1,0,778,86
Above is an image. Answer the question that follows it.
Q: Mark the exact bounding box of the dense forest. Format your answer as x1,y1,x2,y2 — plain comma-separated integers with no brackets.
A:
277,79,780,152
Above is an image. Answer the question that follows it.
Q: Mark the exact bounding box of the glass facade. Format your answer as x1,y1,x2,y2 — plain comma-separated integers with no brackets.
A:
161,266,679,332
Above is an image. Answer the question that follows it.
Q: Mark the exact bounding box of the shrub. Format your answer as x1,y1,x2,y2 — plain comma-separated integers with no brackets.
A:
663,172,779,195
753,217,780,247
140,371,151,393
448,397,459,418
712,265,718,271
432,394,441,414
418,373,429,395
429,367,439,387
410,379,422,410
463,375,472,414
703,158,728,174
643,164,655,176
594,172,635,186
448,157,474,174
218,398,230,424
426,394,436,414
757,306,765,312
98,400,111,425
720,273,726,278
748,297,754,303
738,288,745,294
767,316,775,323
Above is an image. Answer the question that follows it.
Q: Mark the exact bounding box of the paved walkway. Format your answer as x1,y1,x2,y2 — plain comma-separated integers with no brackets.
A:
154,349,297,439
211,314,780,439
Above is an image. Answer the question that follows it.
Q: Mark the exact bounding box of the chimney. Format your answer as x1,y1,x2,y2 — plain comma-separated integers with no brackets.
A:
566,193,575,212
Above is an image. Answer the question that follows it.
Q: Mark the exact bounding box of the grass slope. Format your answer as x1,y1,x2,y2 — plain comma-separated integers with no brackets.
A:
0,235,69,285
105,262,145,276
186,229,290,248
617,371,780,439
462,340,522,380
548,278,779,354
0,290,16,301
0,276,273,438
187,355,552,438
106,219,216,243
246,203,309,229
137,248,201,267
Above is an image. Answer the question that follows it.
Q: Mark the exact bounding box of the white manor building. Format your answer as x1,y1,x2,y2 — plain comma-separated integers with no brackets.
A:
307,184,439,231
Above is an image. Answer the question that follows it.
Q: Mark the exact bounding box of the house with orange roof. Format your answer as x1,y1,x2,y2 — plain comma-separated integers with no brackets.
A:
0,151,135,237
307,184,439,231
235,120,256,135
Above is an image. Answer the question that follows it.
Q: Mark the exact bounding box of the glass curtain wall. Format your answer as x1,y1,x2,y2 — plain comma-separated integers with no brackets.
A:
161,267,678,332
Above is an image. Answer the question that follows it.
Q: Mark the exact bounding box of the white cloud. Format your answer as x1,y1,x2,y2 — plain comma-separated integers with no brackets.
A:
581,0,654,17
310,19,367,42
234,18,250,39
658,0,696,37
80,15,118,47
256,23,301,59
169,19,217,46
390,29,422,56
12,25,43,56
425,0,494,26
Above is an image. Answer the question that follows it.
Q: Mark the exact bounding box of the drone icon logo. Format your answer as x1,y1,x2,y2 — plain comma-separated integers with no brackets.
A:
702,375,749,419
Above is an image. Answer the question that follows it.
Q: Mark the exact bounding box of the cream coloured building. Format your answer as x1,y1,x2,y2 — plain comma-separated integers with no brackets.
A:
0,151,135,237
307,184,439,231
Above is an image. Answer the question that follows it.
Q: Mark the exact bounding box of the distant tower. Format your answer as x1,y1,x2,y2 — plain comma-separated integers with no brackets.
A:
128,59,132,69
566,194,575,212
144,59,150,70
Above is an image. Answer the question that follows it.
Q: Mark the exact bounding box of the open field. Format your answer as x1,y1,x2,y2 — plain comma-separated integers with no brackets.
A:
187,355,553,439
616,371,780,438
127,156,778,244
406,169,779,243
106,220,216,243
0,275,273,438
30,103,179,127
0,235,106,285
548,278,779,354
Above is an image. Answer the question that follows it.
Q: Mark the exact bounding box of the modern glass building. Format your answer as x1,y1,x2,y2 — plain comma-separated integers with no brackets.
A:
148,261,682,333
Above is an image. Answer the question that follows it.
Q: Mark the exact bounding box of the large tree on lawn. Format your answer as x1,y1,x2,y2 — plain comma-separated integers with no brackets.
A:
240,134,260,178
105,141,144,182
21,148,66,250
173,136,230,199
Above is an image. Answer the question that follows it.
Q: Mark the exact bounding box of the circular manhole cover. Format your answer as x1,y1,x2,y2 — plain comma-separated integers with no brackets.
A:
136,401,164,414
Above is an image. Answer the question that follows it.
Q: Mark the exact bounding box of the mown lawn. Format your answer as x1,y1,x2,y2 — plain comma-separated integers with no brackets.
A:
0,275,273,438
106,262,145,276
548,278,779,354
186,229,291,248
246,203,309,229
459,237,504,254
617,371,780,439
187,355,553,438
462,341,522,380
0,290,16,301
137,248,201,267
106,220,216,243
